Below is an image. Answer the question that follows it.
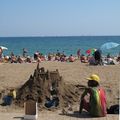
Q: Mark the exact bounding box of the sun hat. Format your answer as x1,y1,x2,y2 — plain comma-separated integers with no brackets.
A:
86,74,100,83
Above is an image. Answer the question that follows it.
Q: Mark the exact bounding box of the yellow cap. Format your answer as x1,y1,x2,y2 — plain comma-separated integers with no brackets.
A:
86,74,100,83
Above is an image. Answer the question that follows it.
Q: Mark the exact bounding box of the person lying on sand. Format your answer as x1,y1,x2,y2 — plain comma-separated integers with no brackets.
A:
79,74,107,117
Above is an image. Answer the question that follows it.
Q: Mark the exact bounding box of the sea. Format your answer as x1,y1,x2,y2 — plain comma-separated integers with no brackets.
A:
0,36,120,57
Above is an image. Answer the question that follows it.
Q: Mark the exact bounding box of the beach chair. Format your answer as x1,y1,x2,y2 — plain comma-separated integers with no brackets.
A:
24,100,38,120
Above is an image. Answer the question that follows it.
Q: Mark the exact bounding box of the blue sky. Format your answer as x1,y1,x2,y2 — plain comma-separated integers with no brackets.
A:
0,0,120,36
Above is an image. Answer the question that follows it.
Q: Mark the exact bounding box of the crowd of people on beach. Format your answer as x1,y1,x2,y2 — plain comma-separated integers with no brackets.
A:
0,47,120,65
0,48,77,63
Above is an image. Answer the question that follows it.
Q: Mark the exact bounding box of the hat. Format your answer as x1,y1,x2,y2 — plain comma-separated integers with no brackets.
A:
86,74,100,83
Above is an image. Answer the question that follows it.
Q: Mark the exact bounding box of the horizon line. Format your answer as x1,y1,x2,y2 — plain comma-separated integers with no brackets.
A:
0,35,120,38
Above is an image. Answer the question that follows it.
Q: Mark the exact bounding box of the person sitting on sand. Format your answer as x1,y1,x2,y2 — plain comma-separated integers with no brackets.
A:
88,56,96,65
3,55,9,63
11,55,17,63
17,56,24,63
80,54,88,63
69,54,75,62
79,74,107,117
25,56,32,63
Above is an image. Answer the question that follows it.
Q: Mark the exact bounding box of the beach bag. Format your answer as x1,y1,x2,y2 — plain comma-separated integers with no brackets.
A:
45,97,59,108
3,95,13,105
45,99,55,108
107,104,119,114
89,87,107,117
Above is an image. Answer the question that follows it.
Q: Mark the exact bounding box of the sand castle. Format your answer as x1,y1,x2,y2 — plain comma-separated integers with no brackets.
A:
15,63,85,109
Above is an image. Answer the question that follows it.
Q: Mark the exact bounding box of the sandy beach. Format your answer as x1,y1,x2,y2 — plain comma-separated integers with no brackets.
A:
1,0,120,119
0,61,119,120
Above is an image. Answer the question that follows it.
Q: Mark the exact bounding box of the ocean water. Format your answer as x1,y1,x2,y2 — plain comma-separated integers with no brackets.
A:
0,36,120,57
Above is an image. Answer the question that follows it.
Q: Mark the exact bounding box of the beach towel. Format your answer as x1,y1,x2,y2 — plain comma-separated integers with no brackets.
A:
81,87,107,117
89,87,107,117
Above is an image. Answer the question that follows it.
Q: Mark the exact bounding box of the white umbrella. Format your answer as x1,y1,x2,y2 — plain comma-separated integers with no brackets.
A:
0,46,8,50
100,42,119,51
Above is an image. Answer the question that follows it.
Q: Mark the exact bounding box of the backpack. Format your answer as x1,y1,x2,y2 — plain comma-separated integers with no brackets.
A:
89,87,107,117
107,104,119,114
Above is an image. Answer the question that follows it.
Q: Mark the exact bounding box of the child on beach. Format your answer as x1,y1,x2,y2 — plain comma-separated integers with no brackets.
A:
79,74,107,117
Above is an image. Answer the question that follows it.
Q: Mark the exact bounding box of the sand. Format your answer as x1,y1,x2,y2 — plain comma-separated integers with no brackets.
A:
0,61,119,120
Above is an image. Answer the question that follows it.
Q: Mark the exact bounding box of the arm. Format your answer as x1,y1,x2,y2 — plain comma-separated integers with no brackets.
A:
79,88,88,113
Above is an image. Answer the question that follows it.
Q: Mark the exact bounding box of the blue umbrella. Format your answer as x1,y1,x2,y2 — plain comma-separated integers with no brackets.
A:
100,42,120,51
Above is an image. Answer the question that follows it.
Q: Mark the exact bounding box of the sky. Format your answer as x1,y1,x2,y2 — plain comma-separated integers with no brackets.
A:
0,0,120,37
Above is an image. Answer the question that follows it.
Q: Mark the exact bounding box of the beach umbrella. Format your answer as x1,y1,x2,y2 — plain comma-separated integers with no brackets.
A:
100,42,119,51
86,49,91,54
0,46,8,50
86,48,97,55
